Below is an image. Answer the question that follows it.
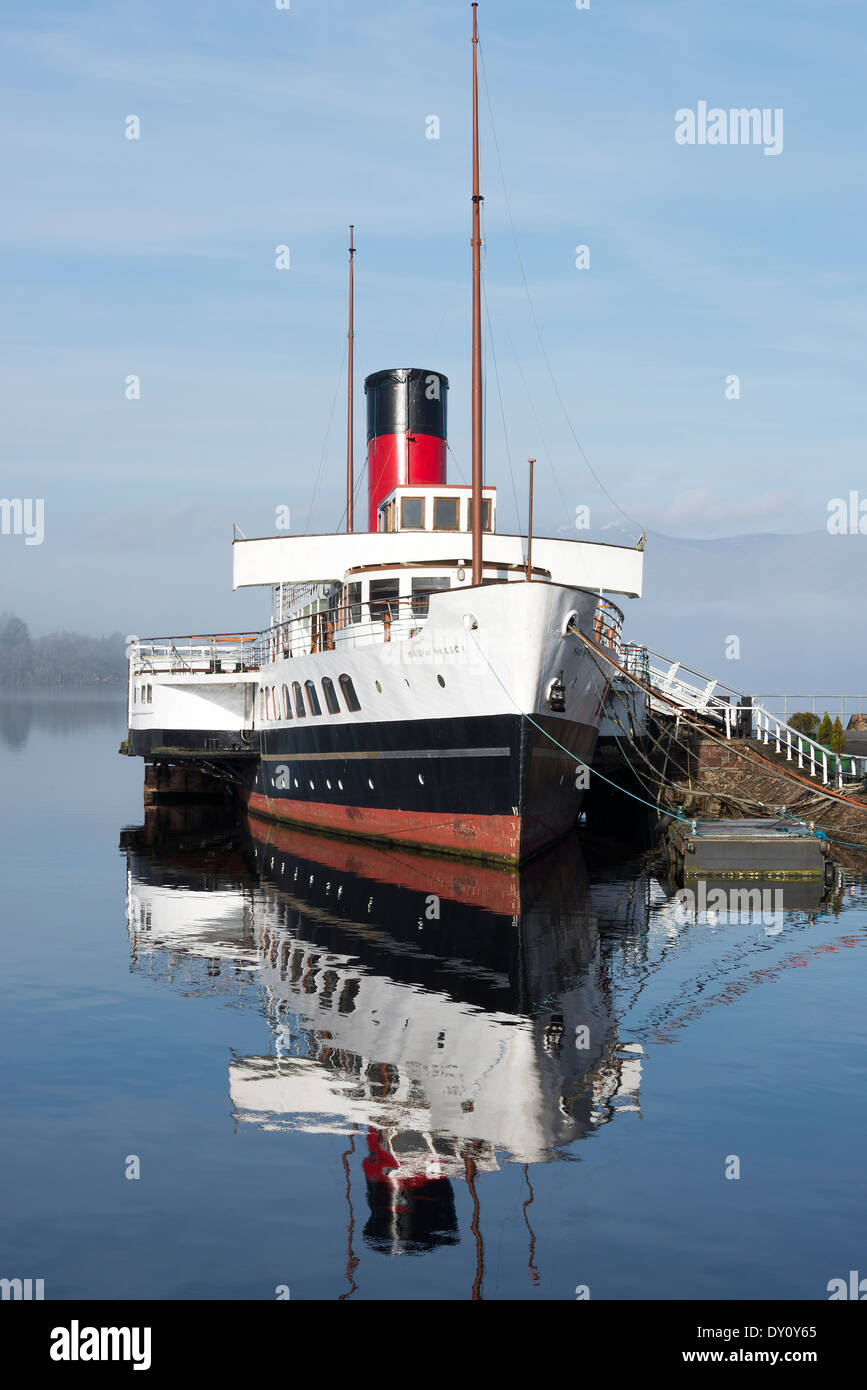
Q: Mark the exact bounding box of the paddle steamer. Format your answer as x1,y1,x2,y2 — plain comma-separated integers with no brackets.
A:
124,6,643,862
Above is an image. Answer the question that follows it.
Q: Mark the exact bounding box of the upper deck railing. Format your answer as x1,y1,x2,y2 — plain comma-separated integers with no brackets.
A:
129,591,624,677
130,633,263,675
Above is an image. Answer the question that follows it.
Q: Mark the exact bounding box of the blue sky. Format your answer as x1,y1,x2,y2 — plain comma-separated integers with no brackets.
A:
1,0,865,638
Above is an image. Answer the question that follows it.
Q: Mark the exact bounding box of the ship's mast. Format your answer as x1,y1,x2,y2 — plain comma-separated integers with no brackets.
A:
470,4,483,585
346,224,355,533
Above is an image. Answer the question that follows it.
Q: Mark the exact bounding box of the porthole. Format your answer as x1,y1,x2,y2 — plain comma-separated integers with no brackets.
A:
418,773,425,786
437,674,445,687
404,678,410,688
375,680,382,693
368,778,375,790
293,777,299,789
326,778,332,790
337,779,344,790
309,780,315,790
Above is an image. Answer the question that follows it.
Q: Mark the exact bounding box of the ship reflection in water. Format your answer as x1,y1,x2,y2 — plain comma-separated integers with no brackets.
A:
122,807,838,1276
124,809,650,1264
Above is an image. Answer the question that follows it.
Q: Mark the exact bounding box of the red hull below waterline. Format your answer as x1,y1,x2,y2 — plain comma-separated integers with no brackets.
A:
243,789,526,862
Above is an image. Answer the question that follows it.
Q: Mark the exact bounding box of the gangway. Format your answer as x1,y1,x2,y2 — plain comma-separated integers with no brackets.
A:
603,643,867,792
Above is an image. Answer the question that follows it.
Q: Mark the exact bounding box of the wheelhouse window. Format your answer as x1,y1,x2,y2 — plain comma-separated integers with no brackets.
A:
305,680,322,716
341,581,361,626
401,496,425,530
482,498,493,532
411,576,450,618
433,496,459,531
282,684,292,719
369,578,400,623
321,676,341,714
292,681,306,717
339,674,361,712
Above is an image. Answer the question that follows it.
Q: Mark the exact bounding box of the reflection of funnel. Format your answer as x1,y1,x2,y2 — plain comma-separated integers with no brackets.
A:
361,1128,460,1257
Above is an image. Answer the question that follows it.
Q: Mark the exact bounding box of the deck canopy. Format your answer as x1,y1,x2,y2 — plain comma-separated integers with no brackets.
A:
232,532,643,598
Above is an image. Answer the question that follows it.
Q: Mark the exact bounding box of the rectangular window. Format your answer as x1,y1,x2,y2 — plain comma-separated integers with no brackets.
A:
482,498,493,532
321,677,341,714
401,496,425,530
411,576,450,618
433,496,459,531
369,578,400,622
292,681,306,717
282,684,292,719
305,680,322,716
344,581,361,625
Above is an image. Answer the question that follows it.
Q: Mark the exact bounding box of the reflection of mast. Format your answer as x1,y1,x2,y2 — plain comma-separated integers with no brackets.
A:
464,1154,484,1300
338,1125,359,1301
522,1165,540,1288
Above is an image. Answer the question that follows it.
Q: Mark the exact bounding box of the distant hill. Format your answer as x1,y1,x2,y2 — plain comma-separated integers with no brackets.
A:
0,613,126,686
630,530,867,694
1,528,862,697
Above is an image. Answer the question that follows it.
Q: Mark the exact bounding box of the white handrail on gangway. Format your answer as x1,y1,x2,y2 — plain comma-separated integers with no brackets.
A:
628,645,867,791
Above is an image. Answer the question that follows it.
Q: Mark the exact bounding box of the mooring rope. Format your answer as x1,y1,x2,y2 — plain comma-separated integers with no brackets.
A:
568,624,867,819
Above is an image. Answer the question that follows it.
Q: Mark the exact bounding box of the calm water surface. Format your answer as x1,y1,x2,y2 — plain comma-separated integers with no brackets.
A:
1,690,865,1300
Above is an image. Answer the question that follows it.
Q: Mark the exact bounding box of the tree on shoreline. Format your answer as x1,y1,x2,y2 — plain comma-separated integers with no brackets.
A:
0,612,126,686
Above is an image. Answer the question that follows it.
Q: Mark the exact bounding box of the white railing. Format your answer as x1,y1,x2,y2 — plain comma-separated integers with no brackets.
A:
745,705,867,789
642,648,741,724
629,647,867,789
130,633,264,676
134,590,627,679
753,695,866,726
